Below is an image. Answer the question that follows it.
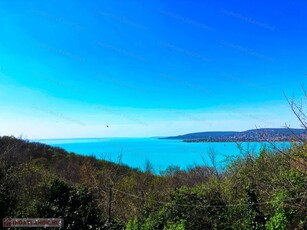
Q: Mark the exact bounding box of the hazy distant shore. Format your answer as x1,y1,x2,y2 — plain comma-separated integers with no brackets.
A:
163,128,306,143
182,139,295,143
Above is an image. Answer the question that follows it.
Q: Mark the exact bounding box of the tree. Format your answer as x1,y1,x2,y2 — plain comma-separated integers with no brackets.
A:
37,179,108,229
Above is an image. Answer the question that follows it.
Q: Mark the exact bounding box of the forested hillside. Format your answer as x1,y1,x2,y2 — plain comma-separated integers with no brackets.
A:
164,128,307,142
0,135,307,229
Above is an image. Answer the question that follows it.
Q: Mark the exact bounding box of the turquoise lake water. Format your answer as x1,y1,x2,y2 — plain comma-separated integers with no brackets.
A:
34,138,290,172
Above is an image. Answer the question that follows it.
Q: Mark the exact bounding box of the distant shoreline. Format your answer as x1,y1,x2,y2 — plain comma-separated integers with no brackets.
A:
162,128,306,143
182,139,294,143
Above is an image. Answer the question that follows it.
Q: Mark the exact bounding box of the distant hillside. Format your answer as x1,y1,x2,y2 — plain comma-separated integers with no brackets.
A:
163,128,307,142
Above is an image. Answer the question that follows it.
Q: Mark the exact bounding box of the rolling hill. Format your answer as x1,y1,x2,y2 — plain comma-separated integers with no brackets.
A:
163,128,307,142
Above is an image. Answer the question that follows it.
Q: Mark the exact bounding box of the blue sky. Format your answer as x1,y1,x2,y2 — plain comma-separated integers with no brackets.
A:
0,0,306,138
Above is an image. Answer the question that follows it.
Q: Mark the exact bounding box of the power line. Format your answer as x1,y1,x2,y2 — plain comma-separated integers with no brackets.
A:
108,186,307,209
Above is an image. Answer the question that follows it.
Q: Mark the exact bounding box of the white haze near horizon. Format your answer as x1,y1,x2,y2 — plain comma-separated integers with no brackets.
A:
0,101,301,139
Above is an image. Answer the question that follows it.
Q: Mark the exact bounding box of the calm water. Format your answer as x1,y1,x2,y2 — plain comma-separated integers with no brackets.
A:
33,138,290,172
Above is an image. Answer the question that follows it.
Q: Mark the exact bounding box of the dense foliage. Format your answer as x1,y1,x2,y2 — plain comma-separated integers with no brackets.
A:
0,136,306,229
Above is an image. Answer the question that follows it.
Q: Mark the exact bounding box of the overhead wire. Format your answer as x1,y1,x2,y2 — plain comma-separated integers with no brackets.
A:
106,185,307,209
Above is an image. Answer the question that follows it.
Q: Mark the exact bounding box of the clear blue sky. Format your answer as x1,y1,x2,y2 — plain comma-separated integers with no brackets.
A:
0,0,306,138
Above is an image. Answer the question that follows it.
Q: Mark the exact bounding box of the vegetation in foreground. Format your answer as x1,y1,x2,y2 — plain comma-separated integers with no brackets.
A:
0,134,307,229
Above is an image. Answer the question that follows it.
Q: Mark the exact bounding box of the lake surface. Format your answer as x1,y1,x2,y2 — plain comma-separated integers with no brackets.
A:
33,138,290,172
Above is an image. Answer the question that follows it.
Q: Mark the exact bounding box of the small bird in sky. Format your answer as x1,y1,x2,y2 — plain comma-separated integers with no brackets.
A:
106,125,109,128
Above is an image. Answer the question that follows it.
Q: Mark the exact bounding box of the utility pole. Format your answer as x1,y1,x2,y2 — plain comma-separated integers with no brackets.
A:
108,184,113,223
